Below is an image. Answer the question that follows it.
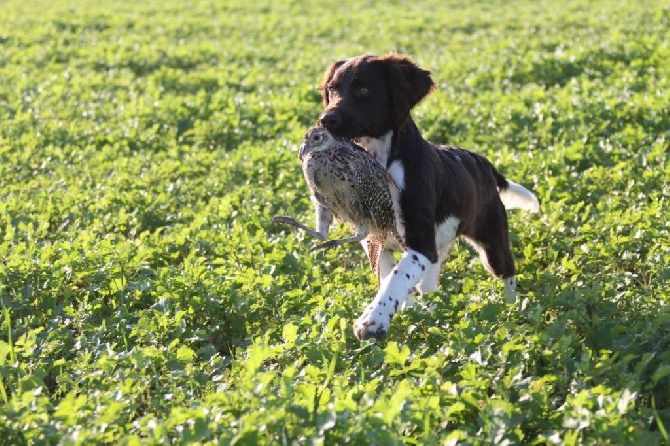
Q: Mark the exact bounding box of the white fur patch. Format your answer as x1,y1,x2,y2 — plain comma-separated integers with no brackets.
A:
387,160,405,240
499,181,540,213
387,160,405,189
435,217,460,252
378,249,397,280
415,218,459,295
355,130,393,167
353,249,430,340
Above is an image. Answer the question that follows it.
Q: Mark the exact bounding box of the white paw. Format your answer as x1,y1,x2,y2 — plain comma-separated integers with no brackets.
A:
504,277,518,303
353,310,391,341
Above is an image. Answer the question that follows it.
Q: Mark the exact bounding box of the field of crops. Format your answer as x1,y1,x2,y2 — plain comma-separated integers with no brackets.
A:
1,0,669,443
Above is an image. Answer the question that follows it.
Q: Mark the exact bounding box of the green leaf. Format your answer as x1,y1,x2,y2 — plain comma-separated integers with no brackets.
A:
652,365,670,385
0,341,10,366
384,342,410,366
282,322,299,348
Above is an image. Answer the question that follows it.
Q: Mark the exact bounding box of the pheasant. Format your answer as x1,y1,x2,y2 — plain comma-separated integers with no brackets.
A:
272,127,405,281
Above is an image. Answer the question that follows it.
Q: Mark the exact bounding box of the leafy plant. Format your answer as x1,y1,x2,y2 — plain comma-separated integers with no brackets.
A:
0,0,668,443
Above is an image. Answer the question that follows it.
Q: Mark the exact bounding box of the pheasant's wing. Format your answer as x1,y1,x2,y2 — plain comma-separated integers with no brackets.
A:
303,151,346,221
349,148,396,231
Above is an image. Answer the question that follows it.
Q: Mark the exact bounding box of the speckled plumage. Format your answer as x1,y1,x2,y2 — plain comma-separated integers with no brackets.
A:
273,127,405,281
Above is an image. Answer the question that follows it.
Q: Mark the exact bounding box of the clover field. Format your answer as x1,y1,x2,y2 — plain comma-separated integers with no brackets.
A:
1,0,669,444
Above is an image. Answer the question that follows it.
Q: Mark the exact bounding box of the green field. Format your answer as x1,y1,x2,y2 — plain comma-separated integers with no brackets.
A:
1,0,669,443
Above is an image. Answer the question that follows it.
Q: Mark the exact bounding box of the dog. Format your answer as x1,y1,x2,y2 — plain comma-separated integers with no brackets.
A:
317,53,540,341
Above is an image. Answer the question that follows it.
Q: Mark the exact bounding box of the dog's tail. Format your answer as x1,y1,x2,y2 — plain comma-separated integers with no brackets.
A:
494,171,540,213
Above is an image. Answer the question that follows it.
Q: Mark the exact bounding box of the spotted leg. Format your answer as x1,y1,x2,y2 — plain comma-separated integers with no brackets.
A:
353,249,431,340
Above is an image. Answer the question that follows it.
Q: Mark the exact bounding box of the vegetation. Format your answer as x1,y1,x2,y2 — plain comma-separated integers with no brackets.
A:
0,0,668,443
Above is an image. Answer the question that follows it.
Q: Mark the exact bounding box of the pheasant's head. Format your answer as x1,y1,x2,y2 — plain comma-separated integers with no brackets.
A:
299,127,334,161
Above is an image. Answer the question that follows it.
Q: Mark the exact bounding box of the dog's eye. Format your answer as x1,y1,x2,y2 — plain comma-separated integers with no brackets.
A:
355,86,371,97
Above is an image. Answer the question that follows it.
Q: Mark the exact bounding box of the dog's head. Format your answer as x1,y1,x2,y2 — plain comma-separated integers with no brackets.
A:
317,53,435,139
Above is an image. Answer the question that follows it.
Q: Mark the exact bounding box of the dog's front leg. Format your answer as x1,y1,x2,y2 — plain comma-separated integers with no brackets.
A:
361,240,397,282
353,249,430,340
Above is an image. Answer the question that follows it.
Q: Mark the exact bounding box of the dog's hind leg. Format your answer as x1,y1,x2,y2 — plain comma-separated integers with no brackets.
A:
466,236,517,303
464,207,518,302
502,276,517,302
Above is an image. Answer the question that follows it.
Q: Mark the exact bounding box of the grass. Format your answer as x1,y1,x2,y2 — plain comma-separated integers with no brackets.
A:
0,0,669,443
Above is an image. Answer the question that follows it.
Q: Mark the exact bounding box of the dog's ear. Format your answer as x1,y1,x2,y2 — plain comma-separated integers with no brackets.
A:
318,60,346,107
380,54,435,127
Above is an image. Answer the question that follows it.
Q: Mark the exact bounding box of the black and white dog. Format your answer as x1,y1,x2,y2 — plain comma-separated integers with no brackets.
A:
317,53,540,341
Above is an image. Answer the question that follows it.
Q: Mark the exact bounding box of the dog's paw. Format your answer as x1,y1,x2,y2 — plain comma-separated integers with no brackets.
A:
353,311,390,341
400,294,415,310
506,289,518,304
504,277,518,303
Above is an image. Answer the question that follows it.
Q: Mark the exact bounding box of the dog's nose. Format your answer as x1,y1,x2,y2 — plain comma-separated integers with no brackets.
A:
319,112,340,131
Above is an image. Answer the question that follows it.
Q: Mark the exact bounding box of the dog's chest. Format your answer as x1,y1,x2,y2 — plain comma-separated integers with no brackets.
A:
354,131,394,168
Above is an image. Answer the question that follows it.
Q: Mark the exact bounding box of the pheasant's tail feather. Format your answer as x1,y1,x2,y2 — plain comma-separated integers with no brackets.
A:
392,229,407,251
366,238,382,284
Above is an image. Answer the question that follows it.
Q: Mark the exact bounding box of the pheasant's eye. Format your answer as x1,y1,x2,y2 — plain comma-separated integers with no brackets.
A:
313,134,322,143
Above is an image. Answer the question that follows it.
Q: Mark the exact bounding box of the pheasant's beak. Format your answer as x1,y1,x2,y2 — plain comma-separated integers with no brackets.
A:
298,142,307,161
